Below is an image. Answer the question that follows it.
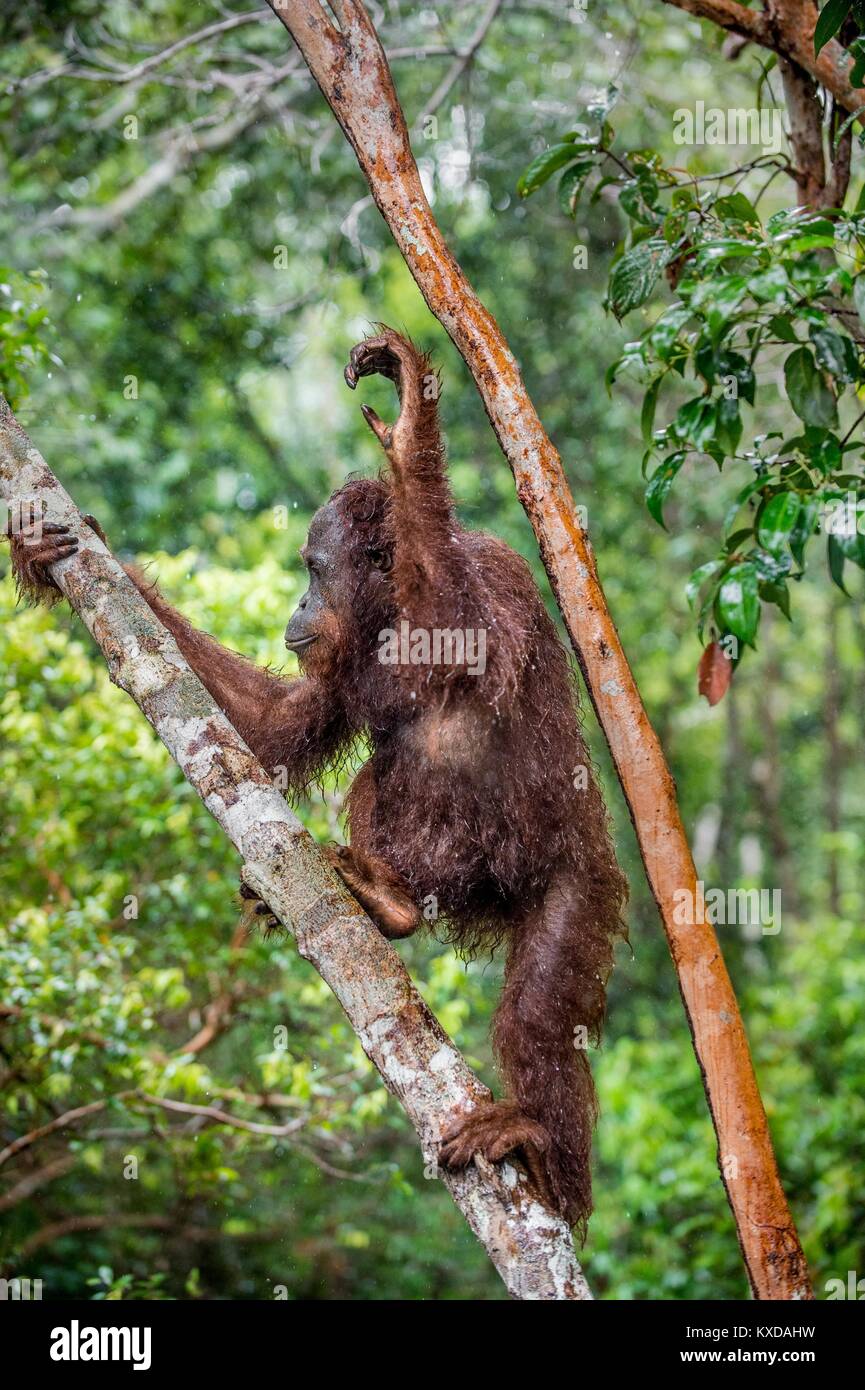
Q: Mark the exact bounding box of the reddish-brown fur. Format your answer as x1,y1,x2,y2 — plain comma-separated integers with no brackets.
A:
7,328,627,1236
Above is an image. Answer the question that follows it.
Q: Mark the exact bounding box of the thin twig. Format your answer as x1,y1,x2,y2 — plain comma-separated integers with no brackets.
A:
420,0,505,118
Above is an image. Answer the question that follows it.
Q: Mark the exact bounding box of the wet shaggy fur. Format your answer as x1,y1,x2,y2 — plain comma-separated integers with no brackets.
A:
8,328,628,1237
324,476,628,1233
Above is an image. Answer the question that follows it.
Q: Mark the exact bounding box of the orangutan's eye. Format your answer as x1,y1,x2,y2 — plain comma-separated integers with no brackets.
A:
366,547,393,573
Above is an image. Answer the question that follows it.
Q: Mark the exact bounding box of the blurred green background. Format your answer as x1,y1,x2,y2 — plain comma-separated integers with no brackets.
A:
0,1,862,1300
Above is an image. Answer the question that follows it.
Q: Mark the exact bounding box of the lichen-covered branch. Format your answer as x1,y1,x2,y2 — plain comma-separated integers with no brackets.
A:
264,0,812,1299
0,395,589,1302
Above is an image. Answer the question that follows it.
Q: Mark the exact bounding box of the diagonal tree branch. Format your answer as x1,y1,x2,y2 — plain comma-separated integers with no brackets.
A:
663,0,865,114
264,0,812,1299
0,1157,76,1215
0,396,589,1302
0,1097,113,1169
660,0,772,42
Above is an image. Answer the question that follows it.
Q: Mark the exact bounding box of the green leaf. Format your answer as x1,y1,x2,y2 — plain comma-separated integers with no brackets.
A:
810,325,859,383
717,562,760,647
789,496,821,567
786,232,837,252
768,314,799,344
649,304,691,361
697,576,723,641
558,159,595,216
827,533,849,591
854,274,865,323
835,523,865,567
790,217,837,241
847,41,865,90
757,492,802,553
766,207,809,239
687,274,749,338
587,84,619,122
518,144,585,198
686,559,723,610
605,340,645,392
784,346,838,428
713,193,760,226
715,349,756,404
715,395,742,456
619,173,660,226
752,547,793,581
814,0,850,56
645,451,686,528
748,264,790,304
698,238,763,262
724,526,756,554
825,495,865,566
641,377,662,445
785,426,842,476
608,238,672,319
759,578,792,620
694,338,716,384
662,210,687,245
673,396,716,450
723,474,768,536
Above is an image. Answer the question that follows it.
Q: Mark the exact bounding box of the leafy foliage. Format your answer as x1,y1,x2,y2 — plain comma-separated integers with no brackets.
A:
814,1,858,56
520,101,865,677
0,267,56,407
